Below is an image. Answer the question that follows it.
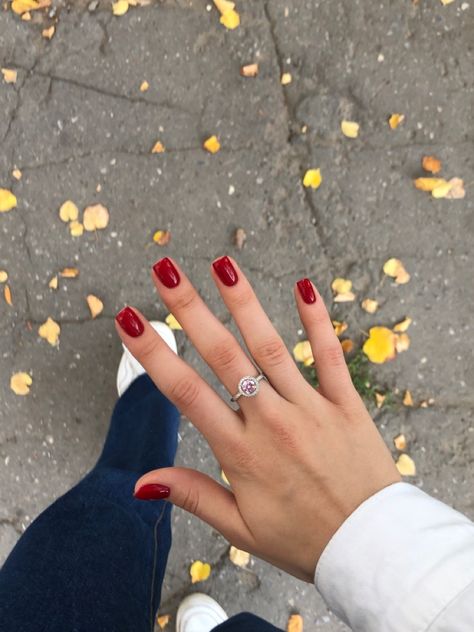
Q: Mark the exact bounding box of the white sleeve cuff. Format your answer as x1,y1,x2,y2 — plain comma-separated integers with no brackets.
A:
314,482,474,632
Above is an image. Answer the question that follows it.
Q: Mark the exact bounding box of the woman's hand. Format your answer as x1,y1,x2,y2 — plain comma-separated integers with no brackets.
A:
115,256,400,582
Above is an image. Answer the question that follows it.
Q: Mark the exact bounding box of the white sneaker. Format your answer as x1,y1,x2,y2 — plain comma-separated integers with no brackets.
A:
116,321,178,396
176,593,228,632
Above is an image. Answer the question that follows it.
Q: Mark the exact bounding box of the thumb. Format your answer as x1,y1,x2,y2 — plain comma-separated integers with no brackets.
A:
134,467,251,547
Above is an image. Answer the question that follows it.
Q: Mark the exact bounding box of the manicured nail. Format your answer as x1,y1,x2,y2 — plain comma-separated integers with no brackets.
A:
116,307,145,337
134,483,170,500
297,278,316,304
153,257,180,288
212,256,238,287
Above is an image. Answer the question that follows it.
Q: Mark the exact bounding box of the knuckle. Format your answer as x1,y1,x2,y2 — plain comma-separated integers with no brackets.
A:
135,335,162,365
231,288,254,310
253,337,288,368
169,376,201,410
181,486,200,516
207,339,241,371
318,344,346,369
171,291,197,313
228,441,258,474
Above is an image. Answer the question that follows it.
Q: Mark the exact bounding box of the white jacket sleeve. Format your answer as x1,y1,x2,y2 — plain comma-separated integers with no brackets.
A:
314,482,474,631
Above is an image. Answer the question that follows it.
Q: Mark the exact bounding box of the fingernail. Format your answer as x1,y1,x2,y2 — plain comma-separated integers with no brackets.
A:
134,483,170,500
212,256,238,287
153,257,180,289
116,307,145,337
297,278,316,304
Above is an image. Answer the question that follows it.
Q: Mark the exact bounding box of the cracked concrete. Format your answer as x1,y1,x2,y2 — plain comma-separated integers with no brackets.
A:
1,0,473,629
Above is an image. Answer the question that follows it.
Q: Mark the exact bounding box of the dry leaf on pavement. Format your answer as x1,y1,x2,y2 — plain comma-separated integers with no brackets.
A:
363,327,397,364
0,189,17,212
393,317,412,332
70,221,84,237
396,453,416,476
388,113,404,129
112,0,129,15
2,68,17,83
153,230,171,245
39,317,60,346
332,320,348,337
165,313,182,330
229,546,250,567
403,390,414,406
203,136,221,154
395,333,410,353
10,372,33,395
156,614,171,629
422,155,442,174
42,25,55,39
341,120,359,138
60,267,79,278
59,200,79,223
394,433,407,451
331,277,355,302
213,0,240,29
0,270,8,283
445,178,465,199
287,614,303,632
234,228,246,249
293,340,314,366
49,275,58,290
302,168,322,190
341,339,354,354
151,141,165,154
375,392,386,409
140,80,149,92
383,258,410,284
83,204,109,231
361,298,378,314
87,295,104,319
189,560,211,584
281,72,292,85
240,63,258,77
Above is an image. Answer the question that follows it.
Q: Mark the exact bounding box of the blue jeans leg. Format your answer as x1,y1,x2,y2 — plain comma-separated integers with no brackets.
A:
0,374,179,632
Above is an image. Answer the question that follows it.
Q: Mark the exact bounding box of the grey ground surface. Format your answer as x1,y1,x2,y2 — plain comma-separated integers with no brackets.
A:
0,0,473,629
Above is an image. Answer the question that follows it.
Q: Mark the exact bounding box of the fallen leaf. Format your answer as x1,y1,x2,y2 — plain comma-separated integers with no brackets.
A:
48,275,58,290
4,285,13,306
234,227,246,249
59,267,79,278
396,453,416,476
440,0,455,4
432,180,453,199
341,120,360,138
414,177,448,192
332,320,348,337
302,168,322,190
287,614,303,632
292,340,314,366
140,80,149,92
86,295,103,319
363,326,397,364
165,313,182,330
213,0,235,12
393,317,412,332
383,258,410,284
221,470,230,485
240,63,258,77
156,614,171,629
281,72,292,85
11,0,40,14
1,68,17,84
10,372,32,396
83,204,109,231
220,8,240,29
190,560,211,584
395,333,410,353
151,141,165,154
0,270,8,283
42,25,55,39
422,155,442,174
388,113,405,129
59,200,79,223
112,0,129,15
0,189,17,212
39,317,60,346
203,135,221,154
394,433,407,450
361,298,378,314
21,11,31,20
375,392,386,409
153,230,171,245
420,398,435,408
229,546,250,567
445,177,465,199
69,221,84,237
403,390,414,406
334,292,356,302
331,277,352,294
341,339,354,354
12,168,22,180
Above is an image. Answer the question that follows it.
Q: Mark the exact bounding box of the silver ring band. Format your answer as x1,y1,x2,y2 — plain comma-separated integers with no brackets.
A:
231,373,268,403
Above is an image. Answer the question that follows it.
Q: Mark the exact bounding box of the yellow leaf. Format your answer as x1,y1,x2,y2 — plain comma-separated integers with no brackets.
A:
86,295,104,319
10,372,32,396
11,0,39,14
432,181,453,199
220,8,240,29
240,63,258,77
189,560,211,584
281,72,292,85
1,68,17,84
361,298,378,314
395,332,410,353
394,433,407,451
112,0,129,15
83,204,109,231
12,168,22,180
414,177,448,192
292,340,314,366
69,220,84,237
39,317,60,346
0,189,17,212
287,614,303,632
440,0,455,4
48,275,58,290
422,155,442,174
341,120,359,138
234,227,246,249
151,141,165,154
59,267,79,278
445,177,465,199
341,339,354,354
59,200,79,223
213,0,235,14
229,546,250,567
393,317,412,332
383,258,410,284
165,313,182,330
403,390,414,406
334,291,355,303
388,113,404,129
396,453,416,476
302,168,322,190
362,327,397,364
332,320,348,337
156,614,171,629
21,11,32,20
42,25,55,39
331,277,352,294
375,392,386,409
140,80,149,92
221,470,230,485
0,270,8,283
203,135,221,154
4,285,13,306
153,230,171,245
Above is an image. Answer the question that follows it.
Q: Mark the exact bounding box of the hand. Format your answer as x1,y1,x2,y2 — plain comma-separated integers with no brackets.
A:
115,256,400,582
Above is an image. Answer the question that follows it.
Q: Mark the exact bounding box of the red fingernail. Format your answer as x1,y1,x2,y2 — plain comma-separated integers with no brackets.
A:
297,278,316,304
212,256,238,287
116,307,145,337
134,483,170,500
153,257,180,288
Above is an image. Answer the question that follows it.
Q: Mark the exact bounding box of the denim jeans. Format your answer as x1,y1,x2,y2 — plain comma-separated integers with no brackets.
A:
0,375,282,632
